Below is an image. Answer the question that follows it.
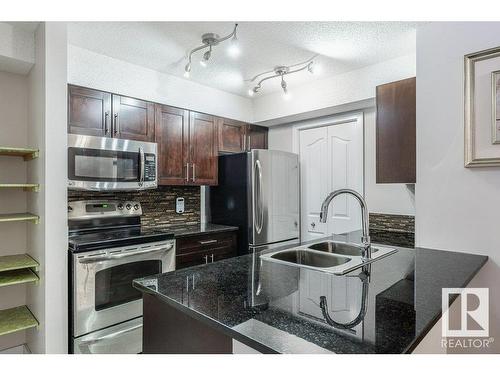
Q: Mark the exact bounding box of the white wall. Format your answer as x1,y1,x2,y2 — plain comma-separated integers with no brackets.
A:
253,54,416,123
416,22,500,353
268,108,416,216
0,71,29,351
26,22,68,354
68,45,253,123
0,22,35,74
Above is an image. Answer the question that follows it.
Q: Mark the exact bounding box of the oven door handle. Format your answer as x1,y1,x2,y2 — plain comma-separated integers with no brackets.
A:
78,243,174,264
80,323,143,346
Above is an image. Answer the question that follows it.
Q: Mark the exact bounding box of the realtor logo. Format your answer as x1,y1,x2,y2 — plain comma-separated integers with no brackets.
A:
442,288,489,337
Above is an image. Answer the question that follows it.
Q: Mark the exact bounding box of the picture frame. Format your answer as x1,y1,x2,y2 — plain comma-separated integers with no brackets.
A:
464,46,500,167
493,70,500,144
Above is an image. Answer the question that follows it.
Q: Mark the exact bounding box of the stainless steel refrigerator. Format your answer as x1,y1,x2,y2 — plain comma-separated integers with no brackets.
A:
209,150,300,256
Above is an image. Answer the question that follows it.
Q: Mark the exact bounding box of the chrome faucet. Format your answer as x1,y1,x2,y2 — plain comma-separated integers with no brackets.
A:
319,189,372,260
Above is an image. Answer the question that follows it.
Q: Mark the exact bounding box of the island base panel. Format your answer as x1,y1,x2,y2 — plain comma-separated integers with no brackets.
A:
142,293,232,354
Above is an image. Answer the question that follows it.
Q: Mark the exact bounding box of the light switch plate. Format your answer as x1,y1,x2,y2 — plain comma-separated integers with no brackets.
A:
176,197,185,214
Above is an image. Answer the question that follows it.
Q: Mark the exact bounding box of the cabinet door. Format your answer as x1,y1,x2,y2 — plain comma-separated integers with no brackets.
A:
246,124,268,150
376,77,416,183
112,95,155,142
68,85,112,137
217,118,246,153
155,104,189,185
189,112,218,185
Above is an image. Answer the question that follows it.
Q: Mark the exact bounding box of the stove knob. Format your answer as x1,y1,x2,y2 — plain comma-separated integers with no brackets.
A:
117,203,124,210
133,204,140,211
126,203,132,210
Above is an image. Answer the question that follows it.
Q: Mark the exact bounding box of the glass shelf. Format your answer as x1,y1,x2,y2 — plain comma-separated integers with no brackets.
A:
0,147,39,161
0,306,39,337
0,184,39,192
0,213,40,224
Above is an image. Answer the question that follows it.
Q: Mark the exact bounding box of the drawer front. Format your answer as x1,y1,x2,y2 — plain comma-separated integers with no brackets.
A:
176,232,236,255
176,245,234,270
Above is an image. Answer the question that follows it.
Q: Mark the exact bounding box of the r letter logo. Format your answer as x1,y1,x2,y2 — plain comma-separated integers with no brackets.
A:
442,288,489,337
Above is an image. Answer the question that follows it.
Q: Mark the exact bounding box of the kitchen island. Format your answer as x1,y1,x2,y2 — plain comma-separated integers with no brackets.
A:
133,231,488,354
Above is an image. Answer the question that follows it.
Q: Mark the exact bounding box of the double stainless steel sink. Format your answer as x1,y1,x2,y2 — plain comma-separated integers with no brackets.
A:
260,240,396,275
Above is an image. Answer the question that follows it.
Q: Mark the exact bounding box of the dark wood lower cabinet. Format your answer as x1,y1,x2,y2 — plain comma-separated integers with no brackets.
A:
142,293,232,354
176,231,237,270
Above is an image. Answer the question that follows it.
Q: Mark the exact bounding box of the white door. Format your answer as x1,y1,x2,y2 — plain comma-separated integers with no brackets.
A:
299,126,329,240
299,116,364,241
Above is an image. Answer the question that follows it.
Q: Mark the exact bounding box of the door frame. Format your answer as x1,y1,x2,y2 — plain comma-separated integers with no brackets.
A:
292,111,365,240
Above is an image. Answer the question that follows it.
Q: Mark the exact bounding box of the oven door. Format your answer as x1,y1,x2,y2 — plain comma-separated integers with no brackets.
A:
73,240,175,337
68,134,157,191
74,317,143,354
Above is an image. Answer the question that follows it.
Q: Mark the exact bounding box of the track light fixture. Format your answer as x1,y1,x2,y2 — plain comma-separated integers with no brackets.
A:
184,23,239,78
246,55,319,97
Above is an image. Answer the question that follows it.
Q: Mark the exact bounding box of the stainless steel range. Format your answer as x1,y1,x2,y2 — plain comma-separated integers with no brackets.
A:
68,200,175,354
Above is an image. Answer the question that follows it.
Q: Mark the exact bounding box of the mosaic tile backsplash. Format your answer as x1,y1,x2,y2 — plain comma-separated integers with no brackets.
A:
369,213,415,248
369,213,415,233
68,186,201,228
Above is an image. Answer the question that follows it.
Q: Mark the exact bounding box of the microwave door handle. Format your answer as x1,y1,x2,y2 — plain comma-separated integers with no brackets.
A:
80,322,143,346
139,147,145,185
78,244,174,263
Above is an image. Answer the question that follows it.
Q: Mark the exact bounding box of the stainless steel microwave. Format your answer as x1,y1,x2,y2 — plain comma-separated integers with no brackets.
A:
68,134,157,191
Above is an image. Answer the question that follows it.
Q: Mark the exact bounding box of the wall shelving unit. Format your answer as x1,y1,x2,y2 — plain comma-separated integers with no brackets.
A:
0,146,40,343
0,254,39,288
0,184,40,192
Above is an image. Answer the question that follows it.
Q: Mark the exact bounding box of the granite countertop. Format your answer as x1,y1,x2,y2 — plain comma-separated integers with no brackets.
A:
134,231,488,354
146,223,238,238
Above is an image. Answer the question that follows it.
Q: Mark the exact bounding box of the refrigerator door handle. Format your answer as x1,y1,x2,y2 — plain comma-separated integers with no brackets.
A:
255,159,264,234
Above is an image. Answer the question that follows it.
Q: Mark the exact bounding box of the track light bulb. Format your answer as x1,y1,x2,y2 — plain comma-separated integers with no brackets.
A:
184,62,191,78
203,49,211,61
248,88,254,97
307,62,314,74
227,35,240,58
281,77,288,94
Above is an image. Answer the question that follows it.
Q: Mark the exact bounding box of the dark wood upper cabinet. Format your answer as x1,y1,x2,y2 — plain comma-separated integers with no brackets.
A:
112,95,155,142
155,104,189,185
376,77,416,184
217,118,246,153
68,85,111,137
246,124,268,150
189,112,218,186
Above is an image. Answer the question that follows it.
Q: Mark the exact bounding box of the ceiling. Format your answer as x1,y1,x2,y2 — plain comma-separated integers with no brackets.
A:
67,22,417,98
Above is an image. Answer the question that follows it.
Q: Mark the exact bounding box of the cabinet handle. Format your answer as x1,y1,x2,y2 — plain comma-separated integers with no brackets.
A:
104,111,109,134
185,163,190,182
210,254,214,263
203,255,208,264
199,239,217,245
113,113,119,135
192,163,196,182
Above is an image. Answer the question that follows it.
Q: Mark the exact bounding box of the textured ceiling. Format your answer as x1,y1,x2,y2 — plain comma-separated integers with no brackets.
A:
68,22,417,97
